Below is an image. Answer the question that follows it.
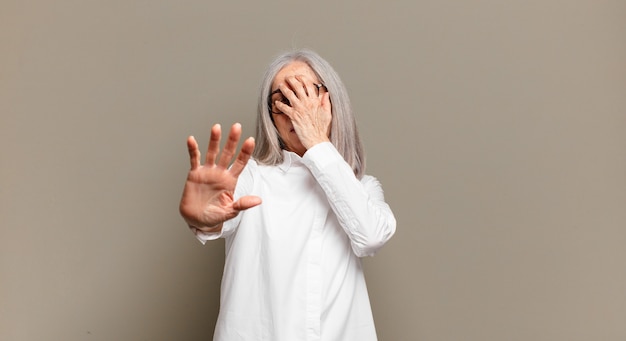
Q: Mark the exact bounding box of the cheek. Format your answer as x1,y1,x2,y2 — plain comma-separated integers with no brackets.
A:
276,114,290,123
272,116,289,132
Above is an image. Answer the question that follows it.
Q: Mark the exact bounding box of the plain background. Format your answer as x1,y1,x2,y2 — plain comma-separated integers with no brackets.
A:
2,0,625,340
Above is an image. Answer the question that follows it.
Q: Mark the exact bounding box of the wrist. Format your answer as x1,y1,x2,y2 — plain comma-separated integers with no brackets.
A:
304,136,330,150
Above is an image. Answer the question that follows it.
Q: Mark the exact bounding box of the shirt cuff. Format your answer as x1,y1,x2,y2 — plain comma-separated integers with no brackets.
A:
302,142,343,172
192,227,221,244
191,217,238,243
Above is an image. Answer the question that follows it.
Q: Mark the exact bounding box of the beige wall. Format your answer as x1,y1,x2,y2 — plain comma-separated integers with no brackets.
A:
2,1,625,340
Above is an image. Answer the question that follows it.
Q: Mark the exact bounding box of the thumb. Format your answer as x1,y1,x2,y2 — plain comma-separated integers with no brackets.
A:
233,195,262,211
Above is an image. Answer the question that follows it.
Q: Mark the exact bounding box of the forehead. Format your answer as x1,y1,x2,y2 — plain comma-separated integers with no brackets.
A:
272,61,319,88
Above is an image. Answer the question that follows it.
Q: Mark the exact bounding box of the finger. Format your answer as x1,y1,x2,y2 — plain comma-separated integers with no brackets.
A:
286,76,307,99
275,100,296,120
278,83,298,105
297,75,318,98
187,136,201,170
218,123,242,168
233,195,262,211
205,124,221,165
229,137,255,177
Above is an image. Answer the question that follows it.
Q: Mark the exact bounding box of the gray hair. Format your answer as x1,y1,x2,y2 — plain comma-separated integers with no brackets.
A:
252,49,366,178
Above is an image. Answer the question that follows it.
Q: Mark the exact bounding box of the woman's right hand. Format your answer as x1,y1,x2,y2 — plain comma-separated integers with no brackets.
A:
179,123,261,232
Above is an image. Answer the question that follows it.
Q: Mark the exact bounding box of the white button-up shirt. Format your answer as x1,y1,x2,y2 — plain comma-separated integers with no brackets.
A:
193,142,396,341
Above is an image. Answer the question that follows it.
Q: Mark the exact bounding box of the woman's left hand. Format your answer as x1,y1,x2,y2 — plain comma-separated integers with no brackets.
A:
275,75,332,150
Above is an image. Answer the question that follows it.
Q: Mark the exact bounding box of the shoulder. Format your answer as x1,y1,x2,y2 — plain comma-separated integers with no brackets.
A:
240,158,262,175
247,157,259,168
239,157,282,180
233,158,260,193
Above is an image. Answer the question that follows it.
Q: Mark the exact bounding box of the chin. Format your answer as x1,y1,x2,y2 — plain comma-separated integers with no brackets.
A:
284,144,306,156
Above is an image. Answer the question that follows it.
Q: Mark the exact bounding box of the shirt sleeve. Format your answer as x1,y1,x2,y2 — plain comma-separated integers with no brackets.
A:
191,159,256,244
302,142,397,257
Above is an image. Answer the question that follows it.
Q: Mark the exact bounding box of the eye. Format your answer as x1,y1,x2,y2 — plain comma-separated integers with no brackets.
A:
269,92,292,115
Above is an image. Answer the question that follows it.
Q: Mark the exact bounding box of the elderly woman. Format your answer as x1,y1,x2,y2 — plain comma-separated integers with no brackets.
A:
179,49,396,341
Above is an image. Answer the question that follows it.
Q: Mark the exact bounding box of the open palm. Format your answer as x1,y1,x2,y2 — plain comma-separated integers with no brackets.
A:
179,123,261,231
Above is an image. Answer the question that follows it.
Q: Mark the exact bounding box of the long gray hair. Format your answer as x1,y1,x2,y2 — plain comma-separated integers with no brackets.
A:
252,49,366,179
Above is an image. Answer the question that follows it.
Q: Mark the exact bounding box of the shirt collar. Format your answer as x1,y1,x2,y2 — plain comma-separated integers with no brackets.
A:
278,149,304,172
